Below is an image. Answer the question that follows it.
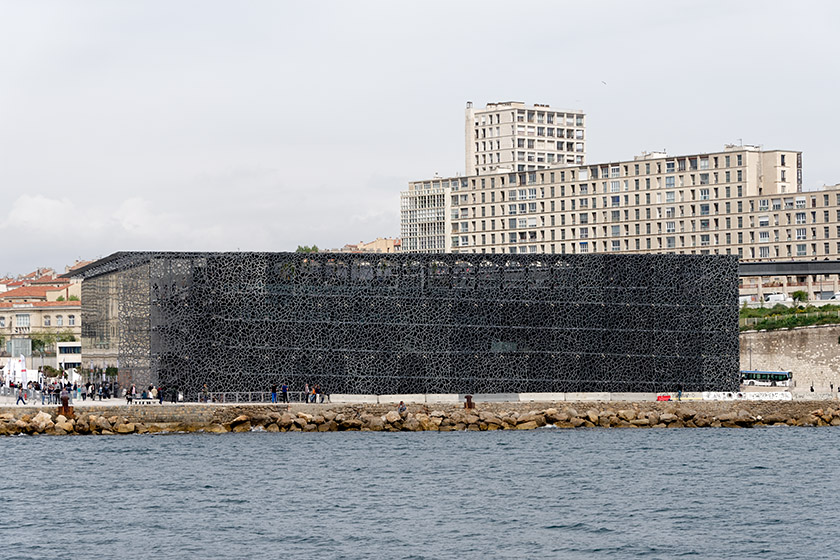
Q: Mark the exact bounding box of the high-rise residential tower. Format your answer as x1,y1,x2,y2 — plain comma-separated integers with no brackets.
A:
464,101,586,176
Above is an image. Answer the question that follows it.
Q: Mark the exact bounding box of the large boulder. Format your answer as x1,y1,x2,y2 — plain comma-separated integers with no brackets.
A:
659,413,679,424
56,421,75,433
96,416,112,432
384,411,401,424
30,411,54,433
230,415,250,427
116,423,136,434
204,423,228,433
617,409,636,422
516,421,538,430
677,408,697,421
232,421,252,432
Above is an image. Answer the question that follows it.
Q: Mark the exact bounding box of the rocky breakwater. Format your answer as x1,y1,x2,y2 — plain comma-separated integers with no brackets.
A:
0,410,216,436
2,401,840,436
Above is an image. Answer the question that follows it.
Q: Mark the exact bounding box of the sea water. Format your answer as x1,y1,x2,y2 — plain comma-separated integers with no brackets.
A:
1,428,838,559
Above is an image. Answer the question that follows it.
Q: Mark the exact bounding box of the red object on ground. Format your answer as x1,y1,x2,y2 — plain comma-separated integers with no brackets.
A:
656,395,671,401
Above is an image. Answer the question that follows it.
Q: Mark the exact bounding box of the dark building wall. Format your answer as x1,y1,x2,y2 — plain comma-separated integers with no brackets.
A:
80,252,740,398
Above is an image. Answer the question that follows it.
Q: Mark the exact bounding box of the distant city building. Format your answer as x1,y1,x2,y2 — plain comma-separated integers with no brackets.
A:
328,237,401,254
465,101,586,176
0,264,84,362
401,145,826,262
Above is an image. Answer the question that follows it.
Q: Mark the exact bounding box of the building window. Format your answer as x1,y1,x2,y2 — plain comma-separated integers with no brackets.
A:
0,317,4,327
760,246,770,258
15,314,30,328
68,315,75,326
611,240,620,251
43,316,51,326
796,244,807,256
56,315,63,326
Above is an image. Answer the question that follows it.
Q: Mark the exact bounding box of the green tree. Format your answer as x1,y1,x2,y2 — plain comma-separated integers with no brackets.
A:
29,331,58,353
56,295,65,301
295,245,319,253
68,295,80,301
57,330,76,342
791,290,808,303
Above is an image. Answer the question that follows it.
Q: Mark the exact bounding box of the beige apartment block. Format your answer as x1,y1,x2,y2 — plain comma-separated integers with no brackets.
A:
465,101,586,176
399,145,840,267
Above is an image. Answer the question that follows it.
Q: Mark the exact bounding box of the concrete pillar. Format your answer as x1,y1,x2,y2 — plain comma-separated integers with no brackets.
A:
833,273,839,296
806,274,814,301
756,276,764,302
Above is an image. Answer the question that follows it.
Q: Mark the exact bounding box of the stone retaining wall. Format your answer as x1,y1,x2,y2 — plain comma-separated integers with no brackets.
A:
740,325,840,391
1,400,839,436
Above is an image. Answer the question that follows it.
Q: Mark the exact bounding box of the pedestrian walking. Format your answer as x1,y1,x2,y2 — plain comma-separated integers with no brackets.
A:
16,387,26,406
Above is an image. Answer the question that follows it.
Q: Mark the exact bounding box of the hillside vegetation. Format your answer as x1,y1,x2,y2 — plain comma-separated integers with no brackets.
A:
740,303,840,331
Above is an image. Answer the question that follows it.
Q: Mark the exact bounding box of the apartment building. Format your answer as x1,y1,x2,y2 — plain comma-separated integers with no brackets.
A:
400,181,449,252
399,145,840,264
465,101,586,176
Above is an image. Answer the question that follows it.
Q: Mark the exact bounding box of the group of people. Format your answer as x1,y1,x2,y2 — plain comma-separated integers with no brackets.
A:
268,383,327,403
8,380,118,406
125,384,171,404
303,383,327,403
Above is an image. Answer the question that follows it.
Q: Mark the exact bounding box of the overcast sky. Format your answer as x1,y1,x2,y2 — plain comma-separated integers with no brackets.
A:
1,1,838,274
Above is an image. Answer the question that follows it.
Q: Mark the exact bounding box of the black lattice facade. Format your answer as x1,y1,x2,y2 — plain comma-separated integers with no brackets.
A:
79,252,739,398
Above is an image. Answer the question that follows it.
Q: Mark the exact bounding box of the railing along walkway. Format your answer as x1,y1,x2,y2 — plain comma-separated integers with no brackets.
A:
206,391,329,404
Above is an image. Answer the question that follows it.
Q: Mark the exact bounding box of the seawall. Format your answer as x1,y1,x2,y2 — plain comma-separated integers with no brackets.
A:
2,400,840,435
740,325,840,391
